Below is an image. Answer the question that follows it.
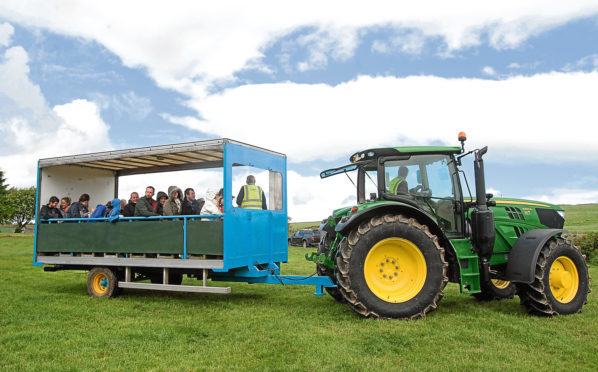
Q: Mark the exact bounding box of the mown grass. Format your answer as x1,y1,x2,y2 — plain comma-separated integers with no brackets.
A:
562,204,598,233
2,235,598,371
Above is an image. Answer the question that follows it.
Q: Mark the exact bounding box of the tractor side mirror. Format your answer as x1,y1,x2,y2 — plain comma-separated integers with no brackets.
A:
486,193,493,200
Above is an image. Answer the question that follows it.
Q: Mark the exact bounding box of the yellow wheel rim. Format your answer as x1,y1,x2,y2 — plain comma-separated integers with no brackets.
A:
550,256,579,303
92,272,109,296
364,238,427,303
491,279,511,289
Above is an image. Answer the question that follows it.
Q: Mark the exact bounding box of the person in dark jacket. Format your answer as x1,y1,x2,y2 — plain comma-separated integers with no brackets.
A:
134,186,158,217
155,191,168,216
39,196,62,221
181,188,199,215
122,192,138,217
67,193,90,218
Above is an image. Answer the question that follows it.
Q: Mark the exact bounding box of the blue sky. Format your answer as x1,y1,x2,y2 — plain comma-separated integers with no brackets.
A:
1,2,597,220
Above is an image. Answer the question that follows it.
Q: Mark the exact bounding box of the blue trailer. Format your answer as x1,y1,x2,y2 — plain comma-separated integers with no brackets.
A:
34,139,334,297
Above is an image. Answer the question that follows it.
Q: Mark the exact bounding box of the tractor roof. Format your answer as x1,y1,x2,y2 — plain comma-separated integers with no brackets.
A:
350,146,461,163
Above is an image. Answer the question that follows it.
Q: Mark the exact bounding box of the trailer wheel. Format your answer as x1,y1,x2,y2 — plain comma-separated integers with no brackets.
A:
473,278,517,301
316,236,346,303
516,238,589,316
336,214,448,319
87,267,119,298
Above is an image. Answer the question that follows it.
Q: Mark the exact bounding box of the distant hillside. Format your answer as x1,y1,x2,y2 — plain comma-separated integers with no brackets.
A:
562,204,598,233
290,204,598,235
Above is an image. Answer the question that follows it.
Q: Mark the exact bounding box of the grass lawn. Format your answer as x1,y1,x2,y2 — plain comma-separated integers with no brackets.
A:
2,235,598,371
562,204,598,233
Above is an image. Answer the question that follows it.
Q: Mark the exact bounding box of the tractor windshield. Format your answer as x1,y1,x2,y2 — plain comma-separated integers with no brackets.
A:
382,154,462,234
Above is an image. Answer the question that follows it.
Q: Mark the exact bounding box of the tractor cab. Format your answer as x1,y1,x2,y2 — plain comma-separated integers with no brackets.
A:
322,145,465,236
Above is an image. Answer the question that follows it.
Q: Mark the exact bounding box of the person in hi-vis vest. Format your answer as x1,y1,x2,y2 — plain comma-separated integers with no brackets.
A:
388,166,409,195
236,175,267,210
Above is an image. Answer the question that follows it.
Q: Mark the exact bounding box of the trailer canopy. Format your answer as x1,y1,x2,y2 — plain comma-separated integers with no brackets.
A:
38,139,283,176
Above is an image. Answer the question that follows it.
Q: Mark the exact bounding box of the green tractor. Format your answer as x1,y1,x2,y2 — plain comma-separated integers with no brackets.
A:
309,133,589,319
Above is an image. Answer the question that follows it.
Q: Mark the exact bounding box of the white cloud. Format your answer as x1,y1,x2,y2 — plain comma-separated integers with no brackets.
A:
165,71,598,165
0,42,112,187
372,30,426,55
563,53,598,72
524,189,598,205
91,91,153,121
1,1,597,92
0,22,14,47
482,66,496,76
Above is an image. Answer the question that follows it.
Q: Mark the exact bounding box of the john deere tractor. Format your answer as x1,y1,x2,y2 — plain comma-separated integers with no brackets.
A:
309,133,589,319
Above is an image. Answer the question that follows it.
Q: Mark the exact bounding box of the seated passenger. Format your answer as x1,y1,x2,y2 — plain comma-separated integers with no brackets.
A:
39,196,62,221
134,186,159,217
155,191,168,216
217,188,223,213
107,198,121,222
163,186,183,216
67,193,90,218
201,188,223,220
181,188,200,215
89,203,108,220
122,192,138,217
59,197,71,218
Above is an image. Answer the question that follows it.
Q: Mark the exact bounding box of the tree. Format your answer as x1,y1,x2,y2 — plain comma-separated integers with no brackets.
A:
0,169,11,224
5,187,36,233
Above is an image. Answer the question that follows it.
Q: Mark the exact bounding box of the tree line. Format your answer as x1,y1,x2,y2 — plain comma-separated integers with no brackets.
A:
0,169,36,233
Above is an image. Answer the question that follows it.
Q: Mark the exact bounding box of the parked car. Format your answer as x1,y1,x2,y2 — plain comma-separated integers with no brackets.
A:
288,229,321,248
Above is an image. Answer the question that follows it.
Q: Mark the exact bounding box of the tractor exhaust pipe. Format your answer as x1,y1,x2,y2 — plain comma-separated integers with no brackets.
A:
470,147,495,283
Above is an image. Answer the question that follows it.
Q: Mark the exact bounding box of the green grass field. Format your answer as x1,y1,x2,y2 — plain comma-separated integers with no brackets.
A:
563,204,598,233
2,235,598,371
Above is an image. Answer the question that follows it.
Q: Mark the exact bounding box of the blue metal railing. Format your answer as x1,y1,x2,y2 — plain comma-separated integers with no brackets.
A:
39,214,223,260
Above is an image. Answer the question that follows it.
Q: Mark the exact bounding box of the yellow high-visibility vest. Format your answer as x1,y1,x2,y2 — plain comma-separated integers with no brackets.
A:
241,185,263,209
389,177,405,195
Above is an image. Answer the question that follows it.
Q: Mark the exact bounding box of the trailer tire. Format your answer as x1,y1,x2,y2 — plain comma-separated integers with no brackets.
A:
87,267,119,298
336,214,447,319
473,279,516,301
516,238,589,316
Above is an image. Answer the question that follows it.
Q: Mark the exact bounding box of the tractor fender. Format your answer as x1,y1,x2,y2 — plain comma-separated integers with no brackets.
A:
504,228,565,284
334,203,449,245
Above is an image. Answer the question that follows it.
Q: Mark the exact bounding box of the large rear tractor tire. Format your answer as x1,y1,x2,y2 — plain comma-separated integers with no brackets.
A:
473,278,517,301
335,214,448,319
516,238,589,316
87,267,119,298
316,235,346,303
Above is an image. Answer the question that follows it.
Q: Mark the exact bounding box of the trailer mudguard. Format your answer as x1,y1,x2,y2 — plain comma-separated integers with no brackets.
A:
504,228,565,284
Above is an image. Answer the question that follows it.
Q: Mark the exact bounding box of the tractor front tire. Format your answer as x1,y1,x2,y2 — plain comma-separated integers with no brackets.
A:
87,267,119,298
336,214,448,319
316,236,346,303
516,238,589,316
473,278,517,301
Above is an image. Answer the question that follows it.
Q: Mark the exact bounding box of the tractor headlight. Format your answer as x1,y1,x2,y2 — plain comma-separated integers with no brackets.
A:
557,210,565,219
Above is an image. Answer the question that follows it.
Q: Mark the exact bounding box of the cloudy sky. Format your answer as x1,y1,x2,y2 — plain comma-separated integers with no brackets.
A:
1,1,597,221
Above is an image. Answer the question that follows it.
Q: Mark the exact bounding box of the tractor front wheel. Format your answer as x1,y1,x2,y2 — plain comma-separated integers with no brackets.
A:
516,238,589,316
316,234,346,303
336,214,448,319
473,278,517,301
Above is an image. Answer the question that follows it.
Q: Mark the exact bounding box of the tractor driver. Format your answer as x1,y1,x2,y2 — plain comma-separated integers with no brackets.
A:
389,166,409,195
389,166,424,196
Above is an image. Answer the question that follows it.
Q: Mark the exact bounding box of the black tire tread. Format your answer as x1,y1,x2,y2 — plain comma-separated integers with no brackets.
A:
335,214,448,319
516,238,589,316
